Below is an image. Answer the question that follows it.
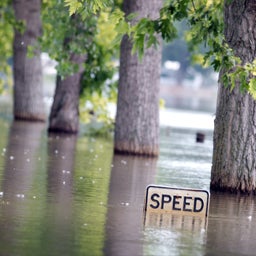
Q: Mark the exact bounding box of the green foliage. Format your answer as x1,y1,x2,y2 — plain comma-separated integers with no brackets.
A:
79,18,118,133
79,7,119,134
41,1,95,78
0,0,14,93
79,91,115,136
175,0,225,72
131,18,160,59
64,0,114,17
42,1,119,83
223,60,256,98
129,5,178,59
160,0,256,97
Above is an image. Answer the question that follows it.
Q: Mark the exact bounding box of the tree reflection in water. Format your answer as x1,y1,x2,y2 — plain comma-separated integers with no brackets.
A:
104,154,157,256
0,121,45,255
206,193,256,256
43,132,77,255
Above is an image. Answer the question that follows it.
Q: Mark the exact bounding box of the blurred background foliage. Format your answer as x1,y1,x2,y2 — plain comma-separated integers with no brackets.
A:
0,0,236,136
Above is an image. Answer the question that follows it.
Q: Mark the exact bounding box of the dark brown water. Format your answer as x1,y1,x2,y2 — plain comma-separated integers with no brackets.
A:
0,110,255,256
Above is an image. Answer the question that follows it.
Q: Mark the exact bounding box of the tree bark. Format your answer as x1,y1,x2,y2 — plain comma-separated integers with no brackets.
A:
13,0,45,121
114,0,162,157
211,0,256,194
48,53,86,134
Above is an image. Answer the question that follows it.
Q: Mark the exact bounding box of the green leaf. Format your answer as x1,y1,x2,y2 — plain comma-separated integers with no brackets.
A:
64,0,83,16
249,78,256,99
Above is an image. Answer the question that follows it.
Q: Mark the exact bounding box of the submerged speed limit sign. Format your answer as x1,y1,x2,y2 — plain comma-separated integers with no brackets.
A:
144,185,210,217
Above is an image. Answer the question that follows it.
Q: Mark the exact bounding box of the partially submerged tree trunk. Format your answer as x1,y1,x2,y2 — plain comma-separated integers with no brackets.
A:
114,0,162,157
211,0,256,194
13,0,45,121
48,53,86,134
48,13,87,134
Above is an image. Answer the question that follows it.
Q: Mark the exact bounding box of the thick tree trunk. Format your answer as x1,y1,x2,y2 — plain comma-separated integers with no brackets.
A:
48,53,86,134
211,0,256,194
114,0,162,157
13,0,45,121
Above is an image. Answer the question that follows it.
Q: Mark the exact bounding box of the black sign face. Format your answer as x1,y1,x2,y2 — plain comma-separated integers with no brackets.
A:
144,185,210,217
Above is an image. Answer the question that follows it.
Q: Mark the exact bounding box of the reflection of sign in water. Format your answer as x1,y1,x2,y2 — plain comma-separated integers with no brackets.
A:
144,185,210,217
144,212,207,231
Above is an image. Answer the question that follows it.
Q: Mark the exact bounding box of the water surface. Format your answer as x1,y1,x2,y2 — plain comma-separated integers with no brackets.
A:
0,109,255,256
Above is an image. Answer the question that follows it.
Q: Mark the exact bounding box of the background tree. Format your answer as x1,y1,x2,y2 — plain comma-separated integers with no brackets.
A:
211,0,256,194
114,0,162,157
48,54,86,134
47,14,88,133
42,1,119,134
13,0,45,121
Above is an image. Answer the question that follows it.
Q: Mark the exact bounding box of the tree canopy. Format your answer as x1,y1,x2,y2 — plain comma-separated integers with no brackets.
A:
0,0,119,90
64,0,256,96
1,0,255,100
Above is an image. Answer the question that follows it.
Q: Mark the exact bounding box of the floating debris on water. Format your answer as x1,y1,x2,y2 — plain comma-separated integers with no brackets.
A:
10,156,14,160
62,170,70,174
121,160,127,165
2,148,6,156
121,202,129,206
16,194,25,198
1,200,10,205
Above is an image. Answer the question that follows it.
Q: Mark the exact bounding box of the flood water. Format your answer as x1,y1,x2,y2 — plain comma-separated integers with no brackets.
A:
0,106,256,256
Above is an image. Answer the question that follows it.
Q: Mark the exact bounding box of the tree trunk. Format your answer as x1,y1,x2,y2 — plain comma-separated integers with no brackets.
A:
114,0,162,157
48,53,86,134
211,0,256,194
13,0,45,121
